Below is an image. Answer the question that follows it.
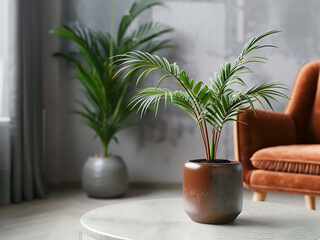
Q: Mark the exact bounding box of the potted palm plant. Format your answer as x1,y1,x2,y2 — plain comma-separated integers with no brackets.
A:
50,0,173,198
117,30,286,223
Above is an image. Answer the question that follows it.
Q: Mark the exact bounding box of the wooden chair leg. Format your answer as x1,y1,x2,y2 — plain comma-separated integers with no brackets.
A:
253,191,267,202
305,195,316,210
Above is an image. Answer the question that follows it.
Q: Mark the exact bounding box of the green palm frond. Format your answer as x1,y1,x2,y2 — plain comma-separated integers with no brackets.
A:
51,0,173,156
128,23,173,50
130,88,198,121
117,0,163,47
117,30,286,160
120,24,173,54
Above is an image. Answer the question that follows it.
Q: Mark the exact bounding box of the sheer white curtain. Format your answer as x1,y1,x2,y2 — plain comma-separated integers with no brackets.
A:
0,0,46,205
0,0,13,118
0,0,15,205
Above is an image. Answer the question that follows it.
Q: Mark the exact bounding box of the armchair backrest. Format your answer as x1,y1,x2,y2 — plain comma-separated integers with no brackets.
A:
285,61,320,144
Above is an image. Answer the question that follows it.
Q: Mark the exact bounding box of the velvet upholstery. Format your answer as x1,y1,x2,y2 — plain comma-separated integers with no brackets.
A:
234,109,297,182
234,61,320,196
285,61,320,144
249,170,320,195
251,145,320,175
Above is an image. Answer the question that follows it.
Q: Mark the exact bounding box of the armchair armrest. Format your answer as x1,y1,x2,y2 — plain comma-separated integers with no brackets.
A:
234,108,297,183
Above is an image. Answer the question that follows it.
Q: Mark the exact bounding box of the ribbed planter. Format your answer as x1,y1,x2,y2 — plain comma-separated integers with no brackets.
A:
82,155,129,198
183,160,243,224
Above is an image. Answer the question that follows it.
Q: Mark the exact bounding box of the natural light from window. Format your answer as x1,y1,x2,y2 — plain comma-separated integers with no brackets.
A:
0,0,10,119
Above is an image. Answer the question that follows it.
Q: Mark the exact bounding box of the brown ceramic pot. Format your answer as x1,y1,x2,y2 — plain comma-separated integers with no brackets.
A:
183,159,243,224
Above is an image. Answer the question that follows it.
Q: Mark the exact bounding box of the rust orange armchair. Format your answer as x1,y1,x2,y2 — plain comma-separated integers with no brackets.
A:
234,61,320,210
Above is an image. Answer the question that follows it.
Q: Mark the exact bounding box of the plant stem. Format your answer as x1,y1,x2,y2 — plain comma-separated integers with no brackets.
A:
172,75,210,160
210,128,221,161
214,131,221,160
203,122,210,160
210,132,214,161
103,143,108,157
199,123,209,160
182,98,210,160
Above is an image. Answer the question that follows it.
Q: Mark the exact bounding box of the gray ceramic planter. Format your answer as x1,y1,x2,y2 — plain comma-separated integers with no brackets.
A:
82,155,129,198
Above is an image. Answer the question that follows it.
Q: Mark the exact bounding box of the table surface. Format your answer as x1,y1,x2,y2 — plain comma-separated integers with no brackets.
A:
80,198,320,240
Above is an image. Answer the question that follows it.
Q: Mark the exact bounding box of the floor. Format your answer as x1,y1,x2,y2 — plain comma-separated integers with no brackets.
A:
0,186,319,240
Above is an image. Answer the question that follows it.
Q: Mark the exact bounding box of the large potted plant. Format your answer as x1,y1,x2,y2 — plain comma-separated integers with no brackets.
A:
117,30,286,223
51,0,173,198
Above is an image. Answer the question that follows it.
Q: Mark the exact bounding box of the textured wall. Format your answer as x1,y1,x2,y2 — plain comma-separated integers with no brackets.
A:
47,0,320,184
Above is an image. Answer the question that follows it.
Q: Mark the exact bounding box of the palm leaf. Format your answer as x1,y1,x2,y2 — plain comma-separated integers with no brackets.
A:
117,0,163,46
51,0,173,156
130,22,173,47
118,30,285,161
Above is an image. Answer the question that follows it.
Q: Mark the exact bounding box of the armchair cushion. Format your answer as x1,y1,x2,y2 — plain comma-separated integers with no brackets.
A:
249,170,320,195
251,145,320,175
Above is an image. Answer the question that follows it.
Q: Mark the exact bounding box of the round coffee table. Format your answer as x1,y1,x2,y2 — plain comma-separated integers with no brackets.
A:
79,198,320,240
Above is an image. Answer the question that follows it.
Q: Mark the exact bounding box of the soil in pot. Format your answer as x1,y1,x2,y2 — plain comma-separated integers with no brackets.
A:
193,159,231,163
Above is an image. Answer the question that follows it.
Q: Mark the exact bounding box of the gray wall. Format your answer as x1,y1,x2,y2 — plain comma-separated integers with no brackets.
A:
43,0,320,185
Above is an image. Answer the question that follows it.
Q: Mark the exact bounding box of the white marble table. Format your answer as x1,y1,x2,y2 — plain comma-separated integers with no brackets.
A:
79,198,320,240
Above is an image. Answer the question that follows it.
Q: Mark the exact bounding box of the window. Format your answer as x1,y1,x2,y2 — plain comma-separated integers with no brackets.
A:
0,0,12,118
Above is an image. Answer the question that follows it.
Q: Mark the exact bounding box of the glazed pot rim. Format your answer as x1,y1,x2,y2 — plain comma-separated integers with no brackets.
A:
187,159,240,165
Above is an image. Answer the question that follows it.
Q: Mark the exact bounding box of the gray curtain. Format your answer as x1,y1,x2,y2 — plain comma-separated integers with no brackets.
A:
10,0,46,202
